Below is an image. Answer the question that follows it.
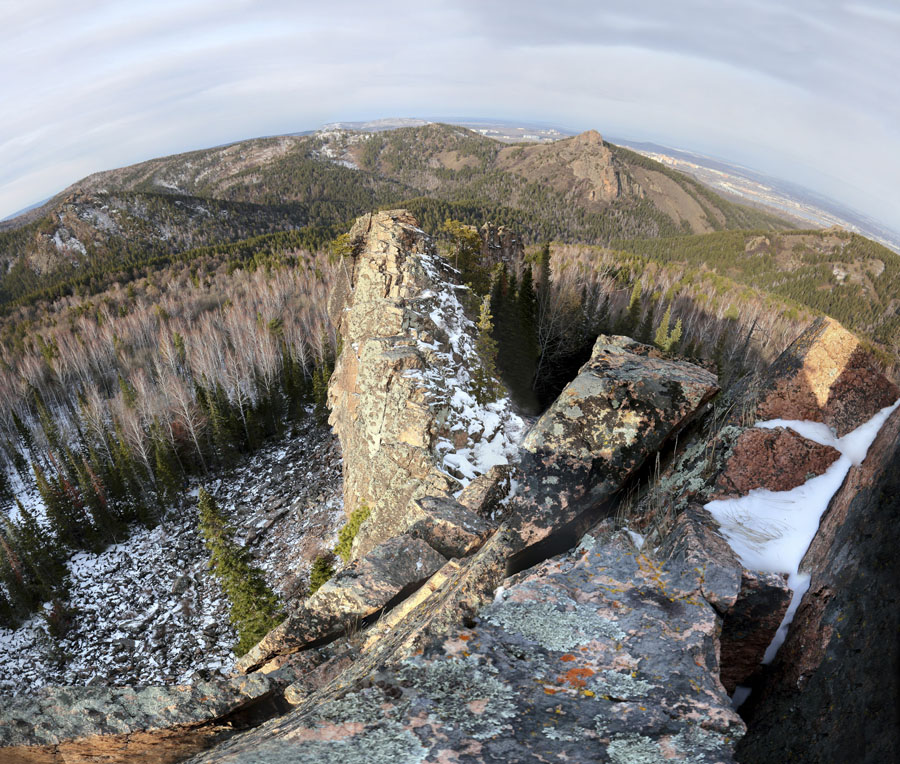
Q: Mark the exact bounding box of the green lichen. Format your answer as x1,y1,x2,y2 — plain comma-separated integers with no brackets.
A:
606,733,667,764
672,723,738,759
481,595,626,652
590,670,652,700
230,727,427,764
397,658,517,740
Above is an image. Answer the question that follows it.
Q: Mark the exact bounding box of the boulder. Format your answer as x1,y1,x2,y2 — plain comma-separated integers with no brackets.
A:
0,676,280,764
235,535,445,674
456,463,512,517
401,496,491,558
508,334,718,558
753,316,898,436
712,426,840,498
659,503,743,613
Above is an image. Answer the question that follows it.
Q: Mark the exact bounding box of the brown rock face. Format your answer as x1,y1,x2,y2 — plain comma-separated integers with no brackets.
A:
737,405,900,764
754,316,898,436
718,570,791,694
713,426,840,498
327,210,521,558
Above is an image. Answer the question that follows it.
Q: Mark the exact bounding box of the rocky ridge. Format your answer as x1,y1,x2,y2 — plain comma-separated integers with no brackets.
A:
2,214,898,764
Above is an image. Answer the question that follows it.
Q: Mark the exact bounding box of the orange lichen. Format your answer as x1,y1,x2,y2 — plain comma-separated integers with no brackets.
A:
558,667,595,688
559,654,576,662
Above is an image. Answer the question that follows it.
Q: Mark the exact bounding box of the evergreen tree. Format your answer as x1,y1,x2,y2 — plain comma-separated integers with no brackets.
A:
471,295,503,405
197,488,282,656
625,280,643,337
308,553,335,595
654,306,672,350
654,306,683,353
638,300,656,345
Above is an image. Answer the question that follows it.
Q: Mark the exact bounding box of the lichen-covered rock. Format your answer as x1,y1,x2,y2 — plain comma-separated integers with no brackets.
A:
737,405,900,764
659,504,743,613
508,335,718,556
235,535,445,674
327,210,523,559
753,316,898,436
0,676,279,764
401,496,491,558
184,539,744,764
712,426,840,498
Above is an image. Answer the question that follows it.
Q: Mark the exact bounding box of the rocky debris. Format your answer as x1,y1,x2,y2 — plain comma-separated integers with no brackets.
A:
711,426,840,498
184,535,744,764
457,464,512,518
0,417,343,695
401,496,491,558
659,504,743,613
509,334,718,557
0,675,282,764
327,210,523,559
718,570,791,694
235,535,446,674
477,221,523,267
752,316,899,436
737,405,900,764
659,506,791,694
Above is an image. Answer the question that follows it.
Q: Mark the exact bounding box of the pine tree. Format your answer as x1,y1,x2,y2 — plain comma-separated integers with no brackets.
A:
654,306,683,353
638,300,656,345
197,488,282,656
654,306,672,350
624,281,643,337
472,295,503,405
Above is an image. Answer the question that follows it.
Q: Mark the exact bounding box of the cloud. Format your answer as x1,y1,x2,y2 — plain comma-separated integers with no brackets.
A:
1,1,898,231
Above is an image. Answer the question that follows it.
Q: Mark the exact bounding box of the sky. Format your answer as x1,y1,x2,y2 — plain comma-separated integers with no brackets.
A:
2,0,899,231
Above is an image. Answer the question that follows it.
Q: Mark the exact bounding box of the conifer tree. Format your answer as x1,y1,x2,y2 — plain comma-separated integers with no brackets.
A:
625,281,643,337
197,488,282,656
472,295,503,405
654,306,683,353
638,300,656,345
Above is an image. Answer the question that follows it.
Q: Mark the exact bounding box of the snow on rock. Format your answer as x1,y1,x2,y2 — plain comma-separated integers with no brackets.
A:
0,416,343,695
414,247,525,486
705,398,900,668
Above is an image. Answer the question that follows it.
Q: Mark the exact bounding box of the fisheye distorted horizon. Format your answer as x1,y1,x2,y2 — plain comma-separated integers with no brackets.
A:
1,0,899,230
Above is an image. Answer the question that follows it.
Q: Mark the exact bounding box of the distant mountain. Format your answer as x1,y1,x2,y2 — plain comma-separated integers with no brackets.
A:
613,138,900,255
0,124,791,307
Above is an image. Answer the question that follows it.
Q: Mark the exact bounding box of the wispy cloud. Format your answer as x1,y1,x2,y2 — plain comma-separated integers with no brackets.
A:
1,1,898,230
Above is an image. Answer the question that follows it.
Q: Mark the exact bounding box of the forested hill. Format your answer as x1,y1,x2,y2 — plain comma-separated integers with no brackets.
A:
0,124,790,308
611,228,900,357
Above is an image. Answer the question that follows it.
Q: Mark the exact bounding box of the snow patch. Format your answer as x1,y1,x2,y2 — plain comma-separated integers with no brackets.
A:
705,399,899,704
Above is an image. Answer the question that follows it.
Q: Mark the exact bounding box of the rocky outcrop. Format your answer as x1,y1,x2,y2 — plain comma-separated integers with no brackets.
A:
186,534,745,764
712,426,840,498
327,210,522,558
0,676,282,764
477,221,523,266
508,335,718,561
235,535,446,674
753,316,898,435
737,405,900,764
